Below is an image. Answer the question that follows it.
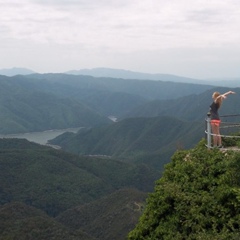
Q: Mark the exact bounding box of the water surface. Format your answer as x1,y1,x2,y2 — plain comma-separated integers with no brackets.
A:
0,127,81,145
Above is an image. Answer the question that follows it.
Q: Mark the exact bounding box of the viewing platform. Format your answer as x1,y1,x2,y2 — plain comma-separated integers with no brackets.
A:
205,113,240,151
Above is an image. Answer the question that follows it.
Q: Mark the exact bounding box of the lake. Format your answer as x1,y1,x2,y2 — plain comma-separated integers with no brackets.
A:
0,127,81,147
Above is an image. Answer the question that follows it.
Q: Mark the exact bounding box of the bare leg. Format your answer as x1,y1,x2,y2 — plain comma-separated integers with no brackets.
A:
216,126,222,146
211,123,220,146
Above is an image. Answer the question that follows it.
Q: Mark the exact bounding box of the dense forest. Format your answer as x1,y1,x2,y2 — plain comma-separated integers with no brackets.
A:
0,138,159,239
128,140,240,239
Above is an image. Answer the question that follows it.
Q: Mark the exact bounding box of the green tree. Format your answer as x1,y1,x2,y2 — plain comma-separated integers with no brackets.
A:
128,140,240,239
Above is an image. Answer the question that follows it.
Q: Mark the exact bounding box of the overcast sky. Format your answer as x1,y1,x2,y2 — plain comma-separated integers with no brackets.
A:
0,0,239,79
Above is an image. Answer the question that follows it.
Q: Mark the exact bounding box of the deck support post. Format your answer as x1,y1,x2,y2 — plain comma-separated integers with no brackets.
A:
206,112,211,149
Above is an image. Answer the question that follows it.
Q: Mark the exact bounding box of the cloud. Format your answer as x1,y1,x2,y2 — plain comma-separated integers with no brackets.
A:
2,0,240,48
0,0,239,78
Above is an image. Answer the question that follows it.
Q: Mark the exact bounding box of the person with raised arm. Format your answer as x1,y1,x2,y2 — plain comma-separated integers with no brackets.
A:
210,91,236,148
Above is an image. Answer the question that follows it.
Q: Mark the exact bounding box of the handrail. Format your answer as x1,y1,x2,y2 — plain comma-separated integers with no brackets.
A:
220,114,240,118
205,113,240,149
204,130,240,139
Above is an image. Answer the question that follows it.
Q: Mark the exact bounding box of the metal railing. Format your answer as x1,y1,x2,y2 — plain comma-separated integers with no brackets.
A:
205,113,240,149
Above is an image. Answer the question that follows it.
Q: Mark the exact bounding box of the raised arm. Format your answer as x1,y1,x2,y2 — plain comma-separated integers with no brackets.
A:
216,91,235,100
222,91,236,96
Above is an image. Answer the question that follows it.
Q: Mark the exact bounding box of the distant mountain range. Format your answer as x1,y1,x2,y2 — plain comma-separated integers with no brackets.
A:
66,68,240,87
66,67,203,83
1,67,239,86
0,67,35,76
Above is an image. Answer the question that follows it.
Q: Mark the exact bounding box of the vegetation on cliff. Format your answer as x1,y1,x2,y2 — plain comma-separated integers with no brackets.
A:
129,140,240,239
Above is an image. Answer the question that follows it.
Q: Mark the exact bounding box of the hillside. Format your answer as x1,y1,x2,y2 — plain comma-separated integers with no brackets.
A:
0,138,159,215
49,116,204,169
0,75,111,134
57,188,147,240
0,202,93,240
128,140,240,239
77,90,148,117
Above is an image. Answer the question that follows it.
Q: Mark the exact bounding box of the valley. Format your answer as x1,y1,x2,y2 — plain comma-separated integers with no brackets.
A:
1,71,240,239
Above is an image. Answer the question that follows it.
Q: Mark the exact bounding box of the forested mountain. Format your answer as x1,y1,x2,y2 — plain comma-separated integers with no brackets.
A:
66,68,240,87
27,73,213,100
77,91,147,117
2,67,240,87
0,73,215,133
2,138,240,239
27,73,213,118
0,75,111,134
49,116,204,169
0,91,110,134
0,139,159,213
0,138,159,239
129,140,240,239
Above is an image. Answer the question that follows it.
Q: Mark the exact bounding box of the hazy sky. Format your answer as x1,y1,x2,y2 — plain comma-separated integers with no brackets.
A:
0,0,239,79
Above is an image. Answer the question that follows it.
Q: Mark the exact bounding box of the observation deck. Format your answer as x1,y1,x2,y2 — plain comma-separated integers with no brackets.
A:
205,113,240,151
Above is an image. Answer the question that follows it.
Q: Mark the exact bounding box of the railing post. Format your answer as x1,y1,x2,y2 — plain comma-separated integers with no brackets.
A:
206,112,211,149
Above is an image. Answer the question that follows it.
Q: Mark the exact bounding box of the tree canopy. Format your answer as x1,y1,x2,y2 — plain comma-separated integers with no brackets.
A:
128,140,240,239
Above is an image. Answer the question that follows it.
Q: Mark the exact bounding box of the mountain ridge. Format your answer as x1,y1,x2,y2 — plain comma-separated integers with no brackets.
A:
0,73,215,134
0,67,36,76
1,67,239,86
66,67,203,83
66,67,240,86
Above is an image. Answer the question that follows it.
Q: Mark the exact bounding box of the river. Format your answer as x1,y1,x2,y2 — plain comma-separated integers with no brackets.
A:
0,127,81,147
